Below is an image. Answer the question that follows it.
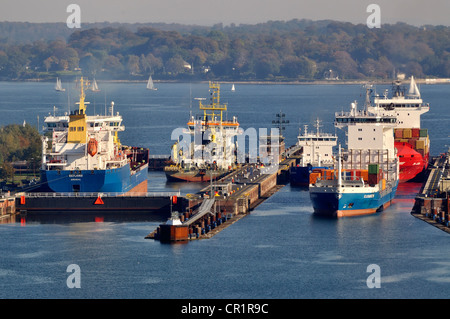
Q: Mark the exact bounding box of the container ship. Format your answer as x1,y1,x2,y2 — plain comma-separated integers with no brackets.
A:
289,118,337,186
164,82,241,182
309,97,399,218
367,76,430,182
40,77,149,194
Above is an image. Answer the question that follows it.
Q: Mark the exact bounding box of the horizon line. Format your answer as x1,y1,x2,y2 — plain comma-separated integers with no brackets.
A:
0,18,449,28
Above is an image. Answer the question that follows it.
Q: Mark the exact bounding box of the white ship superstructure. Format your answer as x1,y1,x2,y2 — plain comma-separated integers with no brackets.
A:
297,118,337,167
42,86,126,172
368,77,429,129
166,82,241,182
366,76,430,182
334,101,398,172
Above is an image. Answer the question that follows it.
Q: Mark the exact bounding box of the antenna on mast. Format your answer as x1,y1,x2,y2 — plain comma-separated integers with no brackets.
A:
189,83,192,118
314,118,322,136
271,110,289,135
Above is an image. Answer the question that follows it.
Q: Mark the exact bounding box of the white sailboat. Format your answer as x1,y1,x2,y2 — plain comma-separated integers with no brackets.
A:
147,75,157,90
408,76,420,98
55,78,65,92
90,78,100,92
231,83,235,92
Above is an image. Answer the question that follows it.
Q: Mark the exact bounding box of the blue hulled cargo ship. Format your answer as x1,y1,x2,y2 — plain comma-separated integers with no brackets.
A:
309,89,399,218
309,151,399,217
40,77,149,194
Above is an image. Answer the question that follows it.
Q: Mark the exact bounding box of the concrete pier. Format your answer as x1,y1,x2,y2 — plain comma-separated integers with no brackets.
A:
148,154,299,242
0,193,15,222
411,150,450,233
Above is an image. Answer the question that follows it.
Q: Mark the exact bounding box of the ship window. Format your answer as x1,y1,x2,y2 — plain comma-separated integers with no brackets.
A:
358,128,362,131
358,137,362,140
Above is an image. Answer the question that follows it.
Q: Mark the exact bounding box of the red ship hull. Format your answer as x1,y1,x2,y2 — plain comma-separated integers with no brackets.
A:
396,141,428,183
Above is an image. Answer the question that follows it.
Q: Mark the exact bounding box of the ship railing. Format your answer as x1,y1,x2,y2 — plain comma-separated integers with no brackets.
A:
315,176,365,187
44,161,69,169
317,175,365,182
17,191,181,198
340,176,365,184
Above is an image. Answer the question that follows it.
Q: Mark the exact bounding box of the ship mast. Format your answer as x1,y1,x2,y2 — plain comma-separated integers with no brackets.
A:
76,77,90,114
198,81,227,123
314,118,322,136
67,77,90,144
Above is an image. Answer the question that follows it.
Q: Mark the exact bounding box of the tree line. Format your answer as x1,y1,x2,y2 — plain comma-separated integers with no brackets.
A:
1,19,450,81
0,124,41,184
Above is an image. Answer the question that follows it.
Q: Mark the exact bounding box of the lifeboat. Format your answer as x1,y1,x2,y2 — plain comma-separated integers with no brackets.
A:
88,138,98,156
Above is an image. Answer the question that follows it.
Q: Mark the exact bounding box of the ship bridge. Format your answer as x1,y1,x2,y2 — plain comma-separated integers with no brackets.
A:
335,111,397,127
335,102,398,157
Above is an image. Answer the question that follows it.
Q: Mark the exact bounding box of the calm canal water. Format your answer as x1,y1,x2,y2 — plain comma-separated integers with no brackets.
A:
0,81,449,299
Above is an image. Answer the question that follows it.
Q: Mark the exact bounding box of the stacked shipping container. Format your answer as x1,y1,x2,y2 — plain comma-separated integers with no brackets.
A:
394,128,430,157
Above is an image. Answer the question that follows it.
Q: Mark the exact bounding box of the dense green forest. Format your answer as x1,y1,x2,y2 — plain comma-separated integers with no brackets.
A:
1,19,450,81
0,124,41,183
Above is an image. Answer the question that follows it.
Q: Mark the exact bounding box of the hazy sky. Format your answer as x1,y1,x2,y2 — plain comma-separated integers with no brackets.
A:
1,0,450,26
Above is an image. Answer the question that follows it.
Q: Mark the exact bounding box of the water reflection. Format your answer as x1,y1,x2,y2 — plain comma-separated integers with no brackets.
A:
0,214,16,224
15,212,169,225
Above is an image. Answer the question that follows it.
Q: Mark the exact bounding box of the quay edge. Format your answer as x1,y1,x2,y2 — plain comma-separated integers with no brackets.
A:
411,151,450,234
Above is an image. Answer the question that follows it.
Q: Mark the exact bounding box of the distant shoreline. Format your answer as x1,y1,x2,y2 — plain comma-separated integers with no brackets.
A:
5,78,450,85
